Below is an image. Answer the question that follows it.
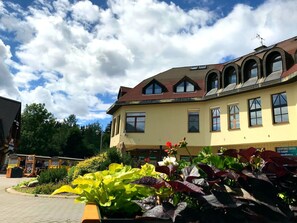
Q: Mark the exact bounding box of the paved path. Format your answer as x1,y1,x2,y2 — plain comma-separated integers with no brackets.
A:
0,174,84,223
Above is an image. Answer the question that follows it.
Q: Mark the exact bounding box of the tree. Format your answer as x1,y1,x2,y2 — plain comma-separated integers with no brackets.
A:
19,103,59,155
81,122,102,155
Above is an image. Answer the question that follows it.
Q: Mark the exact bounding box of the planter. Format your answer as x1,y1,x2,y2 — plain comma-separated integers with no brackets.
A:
81,204,188,223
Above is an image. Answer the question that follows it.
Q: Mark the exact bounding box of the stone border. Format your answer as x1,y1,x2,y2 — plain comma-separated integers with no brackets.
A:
5,187,78,199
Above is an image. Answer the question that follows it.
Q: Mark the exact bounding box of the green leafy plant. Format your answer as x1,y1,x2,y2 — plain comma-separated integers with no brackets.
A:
33,181,67,194
38,167,68,184
72,148,132,180
52,163,161,218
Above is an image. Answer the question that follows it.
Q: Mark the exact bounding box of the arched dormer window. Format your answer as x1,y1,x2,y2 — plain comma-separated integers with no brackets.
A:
143,79,166,95
263,48,288,78
243,60,259,82
222,64,239,90
269,54,282,74
205,70,220,94
174,77,198,93
224,67,236,86
241,56,262,87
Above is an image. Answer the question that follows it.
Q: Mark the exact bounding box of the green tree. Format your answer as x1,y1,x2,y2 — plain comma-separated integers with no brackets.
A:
19,103,58,155
81,122,102,155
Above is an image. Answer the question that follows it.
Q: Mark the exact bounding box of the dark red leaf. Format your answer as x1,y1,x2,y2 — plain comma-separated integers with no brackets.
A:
223,149,238,158
260,150,281,161
198,163,215,179
156,165,177,177
262,162,289,177
239,147,257,162
168,180,204,194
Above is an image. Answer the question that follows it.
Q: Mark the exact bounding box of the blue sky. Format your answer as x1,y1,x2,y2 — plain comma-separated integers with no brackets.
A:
0,0,296,129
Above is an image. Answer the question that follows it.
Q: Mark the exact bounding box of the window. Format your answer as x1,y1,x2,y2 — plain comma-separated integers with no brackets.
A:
229,104,240,129
211,108,220,131
144,82,162,94
272,92,288,123
225,68,236,86
188,111,199,132
125,112,145,132
248,97,262,126
247,61,258,79
112,117,116,136
210,75,218,89
116,115,120,135
176,81,195,93
271,55,282,73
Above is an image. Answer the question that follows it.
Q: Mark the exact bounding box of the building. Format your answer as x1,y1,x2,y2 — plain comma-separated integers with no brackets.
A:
107,36,297,162
0,96,21,171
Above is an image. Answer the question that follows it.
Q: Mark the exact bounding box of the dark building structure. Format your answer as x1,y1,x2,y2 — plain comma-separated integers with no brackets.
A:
0,96,21,171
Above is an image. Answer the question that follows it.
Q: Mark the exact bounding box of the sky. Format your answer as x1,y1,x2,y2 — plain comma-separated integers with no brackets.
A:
0,0,297,128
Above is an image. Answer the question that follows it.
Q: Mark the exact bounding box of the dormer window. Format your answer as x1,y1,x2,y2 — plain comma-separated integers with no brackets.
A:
143,79,166,95
225,68,236,86
176,81,194,92
208,74,218,90
241,57,261,88
247,61,258,79
174,77,198,93
271,55,282,73
145,83,162,94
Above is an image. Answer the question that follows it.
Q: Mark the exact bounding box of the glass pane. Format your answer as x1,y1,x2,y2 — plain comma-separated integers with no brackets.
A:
250,119,256,126
258,118,262,125
274,115,281,123
249,99,253,109
282,106,288,114
126,123,135,132
137,117,145,122
256,111,262,118
136,122,145,132
250,64,258,78
272,58,282,72
186,82,195,92
127,112,145,117
282,114,289,122
176,82,184,92
255,98,261,109
154,84,162,94
274,108,281,115
280,93,287,105
250,111,256,118
145,84,153,94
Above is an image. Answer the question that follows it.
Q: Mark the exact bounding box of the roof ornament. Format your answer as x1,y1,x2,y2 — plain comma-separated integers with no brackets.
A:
253,34,267,52
256,34,265,46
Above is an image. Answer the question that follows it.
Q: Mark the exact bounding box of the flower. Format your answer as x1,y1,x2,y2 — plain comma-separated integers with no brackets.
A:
166,141,172,148
158,156,178,166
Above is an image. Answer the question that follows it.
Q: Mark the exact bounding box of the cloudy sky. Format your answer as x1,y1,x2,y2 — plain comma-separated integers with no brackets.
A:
0,0,297,128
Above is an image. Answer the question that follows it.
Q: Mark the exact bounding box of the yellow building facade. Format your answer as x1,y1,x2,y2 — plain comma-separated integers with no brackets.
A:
107,36,297,160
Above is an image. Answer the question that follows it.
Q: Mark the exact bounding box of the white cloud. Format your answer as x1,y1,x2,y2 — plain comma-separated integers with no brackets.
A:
0,39,20,98
1,0,297,125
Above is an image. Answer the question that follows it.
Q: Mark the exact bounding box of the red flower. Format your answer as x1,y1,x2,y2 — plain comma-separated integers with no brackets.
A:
166,141,172,148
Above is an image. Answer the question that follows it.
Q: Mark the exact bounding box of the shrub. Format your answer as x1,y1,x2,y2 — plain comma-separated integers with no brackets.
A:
67,166,76,183
34,181,67,195
72,148,133,179
72,152,108,179
38,168,68,184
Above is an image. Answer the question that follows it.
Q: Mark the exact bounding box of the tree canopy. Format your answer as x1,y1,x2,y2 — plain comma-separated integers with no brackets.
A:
18,103,110,158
